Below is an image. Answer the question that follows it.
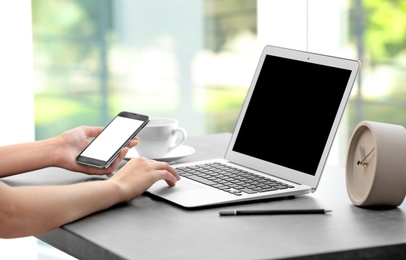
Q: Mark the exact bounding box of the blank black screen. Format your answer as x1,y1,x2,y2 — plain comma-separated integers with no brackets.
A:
233,55,352,175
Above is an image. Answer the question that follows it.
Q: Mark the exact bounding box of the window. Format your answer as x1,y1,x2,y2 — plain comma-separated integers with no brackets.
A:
32,0,256,140
32,0,406,167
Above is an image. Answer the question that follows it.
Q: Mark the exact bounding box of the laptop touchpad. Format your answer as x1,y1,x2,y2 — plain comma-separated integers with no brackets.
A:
152,179,203,195
178,180,203,191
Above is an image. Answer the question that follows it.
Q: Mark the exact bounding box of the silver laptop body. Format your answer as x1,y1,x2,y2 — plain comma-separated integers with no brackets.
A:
147,45,360,208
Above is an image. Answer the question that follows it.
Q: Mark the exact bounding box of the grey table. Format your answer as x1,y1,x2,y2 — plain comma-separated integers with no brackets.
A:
4,133,406,259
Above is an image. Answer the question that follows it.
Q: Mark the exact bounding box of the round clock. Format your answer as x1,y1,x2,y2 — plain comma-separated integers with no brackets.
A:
346,121,406,207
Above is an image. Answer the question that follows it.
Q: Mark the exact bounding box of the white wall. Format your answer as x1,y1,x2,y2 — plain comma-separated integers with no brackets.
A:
0,1,37,259
0,1,35,145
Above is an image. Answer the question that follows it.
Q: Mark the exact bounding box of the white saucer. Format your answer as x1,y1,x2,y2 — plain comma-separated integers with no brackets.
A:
125,145,195,163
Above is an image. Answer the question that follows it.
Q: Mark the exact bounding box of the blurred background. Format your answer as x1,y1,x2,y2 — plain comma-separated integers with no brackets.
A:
1,0,406,259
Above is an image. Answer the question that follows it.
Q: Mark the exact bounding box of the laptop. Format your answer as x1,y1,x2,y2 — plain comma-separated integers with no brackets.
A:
146,45,360,208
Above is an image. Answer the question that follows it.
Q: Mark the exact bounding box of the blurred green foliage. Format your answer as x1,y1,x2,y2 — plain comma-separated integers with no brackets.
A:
350,0,406,61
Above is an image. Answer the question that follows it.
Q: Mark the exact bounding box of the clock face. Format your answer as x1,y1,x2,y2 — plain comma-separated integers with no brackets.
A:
346,121,406,207
346,124,377,205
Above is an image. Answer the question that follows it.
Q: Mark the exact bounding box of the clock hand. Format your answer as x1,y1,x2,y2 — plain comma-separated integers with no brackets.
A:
357,147,375,166
361,147,375,162
359,146,365,159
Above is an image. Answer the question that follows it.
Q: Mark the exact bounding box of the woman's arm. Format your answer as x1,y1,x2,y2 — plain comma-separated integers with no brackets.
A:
0,138,58,177
0,126,137,177
0,125,179,238
0,157,180,238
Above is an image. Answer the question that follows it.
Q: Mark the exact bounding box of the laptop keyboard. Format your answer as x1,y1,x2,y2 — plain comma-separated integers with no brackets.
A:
175,162,295,196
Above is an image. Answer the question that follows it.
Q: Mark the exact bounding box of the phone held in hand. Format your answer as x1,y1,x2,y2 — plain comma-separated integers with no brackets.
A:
76,111,149,169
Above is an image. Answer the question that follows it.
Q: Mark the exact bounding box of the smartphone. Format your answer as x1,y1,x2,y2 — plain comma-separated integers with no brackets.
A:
76,111,149,169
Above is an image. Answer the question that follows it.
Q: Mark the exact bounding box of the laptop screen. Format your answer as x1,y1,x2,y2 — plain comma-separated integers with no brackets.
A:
233,54,352,176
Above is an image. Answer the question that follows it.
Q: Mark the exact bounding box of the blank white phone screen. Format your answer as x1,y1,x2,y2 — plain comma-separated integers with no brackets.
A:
81,116,144,161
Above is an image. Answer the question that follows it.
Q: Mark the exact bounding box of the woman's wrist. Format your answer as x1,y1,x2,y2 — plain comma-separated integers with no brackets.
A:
105,178,127,203
44,136,65,167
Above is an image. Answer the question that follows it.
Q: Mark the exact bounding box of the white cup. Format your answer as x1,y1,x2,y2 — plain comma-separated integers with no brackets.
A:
136,118,187,158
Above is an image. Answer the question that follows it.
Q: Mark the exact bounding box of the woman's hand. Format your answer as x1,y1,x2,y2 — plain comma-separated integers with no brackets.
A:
53,126,138,175
109,157,181,201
